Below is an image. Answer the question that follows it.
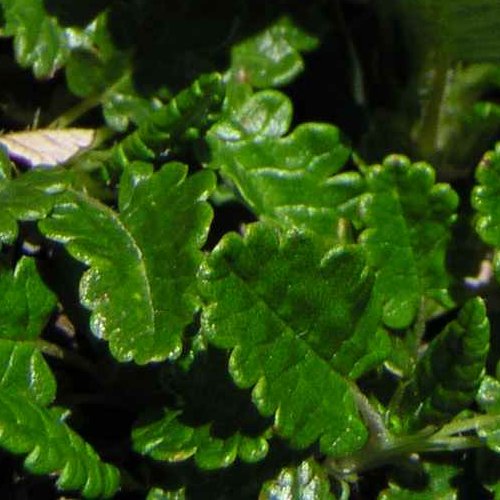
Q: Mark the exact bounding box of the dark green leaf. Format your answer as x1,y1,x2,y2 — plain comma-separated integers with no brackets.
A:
39,162,214,364
398,298,489,430
200,223,384,455
113,73,224,168
359,154,458,328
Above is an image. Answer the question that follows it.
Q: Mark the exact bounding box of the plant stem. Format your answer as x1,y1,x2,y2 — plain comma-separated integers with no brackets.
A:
36,339,102,383
327,412,500,478
48,94,102,129
414,54,449,161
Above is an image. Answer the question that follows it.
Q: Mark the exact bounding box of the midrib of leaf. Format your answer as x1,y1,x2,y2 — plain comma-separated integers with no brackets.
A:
219,249,371,368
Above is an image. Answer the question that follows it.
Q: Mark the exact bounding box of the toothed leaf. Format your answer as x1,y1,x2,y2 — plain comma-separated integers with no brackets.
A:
359,154,458,329
208,90,363,245
39,162,215,364
200,223,385,456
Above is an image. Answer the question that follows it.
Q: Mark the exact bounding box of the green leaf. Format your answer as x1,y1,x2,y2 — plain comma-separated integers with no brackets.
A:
231,16,319,88
0,256,57,405
0,389,119,498
133,410,269,470
0,257,56,340
39,162,215,364
476,376,500,453
379,461,458,499
147,487,185,500
472,143,500,281
0,168,73,244
200,223,384,456
113,73,224,168
398,298,489,430
0,340,56,406
101,75,167,132
260,458,334,499
0,0,71,77
208,90,363,245
359,154,459,329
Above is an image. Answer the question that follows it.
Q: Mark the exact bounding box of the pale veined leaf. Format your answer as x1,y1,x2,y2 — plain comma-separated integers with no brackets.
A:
0,128,96,168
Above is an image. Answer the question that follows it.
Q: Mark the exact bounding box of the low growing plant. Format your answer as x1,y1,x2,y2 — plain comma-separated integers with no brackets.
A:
0,0,500,498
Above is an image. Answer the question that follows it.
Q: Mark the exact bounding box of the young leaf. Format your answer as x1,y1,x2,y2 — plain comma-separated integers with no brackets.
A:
39,162,215,364
260,458,334,499
0,389,119,498
359,154,458,329
113,73,224,168
398,298,489,431
231,16,319,88
132,410,269,470
208,90,363,245
472,143,500,279
200,223,384,456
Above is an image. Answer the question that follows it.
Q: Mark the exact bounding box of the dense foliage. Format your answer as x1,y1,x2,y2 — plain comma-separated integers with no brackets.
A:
0,0,500,498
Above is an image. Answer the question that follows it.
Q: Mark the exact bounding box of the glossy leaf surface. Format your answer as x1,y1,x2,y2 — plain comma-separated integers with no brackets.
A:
40,162,215,364
260,458,334,499
476,376,500,453
200,223,384,455
0,257,56,340
472,143,500,280
359,154,458,328
0,168,73,244
0,389,119,498
231,16,318,88
208,90,363,245
133,410,269,470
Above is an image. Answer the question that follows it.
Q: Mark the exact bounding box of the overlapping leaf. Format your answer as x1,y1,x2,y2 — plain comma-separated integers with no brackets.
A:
208,90,363,245
231,16,319,88
398,298,489,431
260,458,334,499
359,154,458,328
133,410,269,470
39,162,215,364
0,167,74,244
200,223,386,456
0,257,117,496
0,256,57,405
0,389,119,498
113,73,224,168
